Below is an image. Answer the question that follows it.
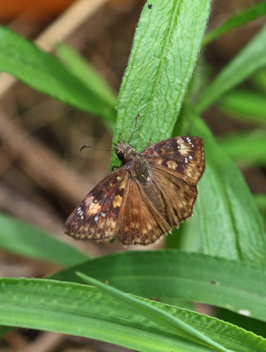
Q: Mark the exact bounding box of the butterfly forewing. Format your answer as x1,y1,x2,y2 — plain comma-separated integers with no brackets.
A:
64,168,129,242
142,136,205,185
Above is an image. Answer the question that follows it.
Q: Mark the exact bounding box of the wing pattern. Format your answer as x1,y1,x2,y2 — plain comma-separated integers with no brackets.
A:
65,136,205,246
64,168,129,242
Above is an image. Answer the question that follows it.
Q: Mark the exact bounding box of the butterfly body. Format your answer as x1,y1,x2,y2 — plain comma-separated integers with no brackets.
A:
64,136,205,246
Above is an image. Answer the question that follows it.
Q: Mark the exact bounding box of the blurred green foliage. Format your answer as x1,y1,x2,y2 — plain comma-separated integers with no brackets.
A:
0,0,266,351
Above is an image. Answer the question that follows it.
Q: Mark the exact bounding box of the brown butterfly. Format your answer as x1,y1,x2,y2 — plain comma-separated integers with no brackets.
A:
64,132,205,246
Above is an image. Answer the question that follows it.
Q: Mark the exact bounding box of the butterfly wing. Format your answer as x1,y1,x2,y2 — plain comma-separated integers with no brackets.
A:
116,176,171,246
64,167,130,242
141,136,205,227
65,165,170,246
65,136,205,246
147,167,198,227
142,136,205,185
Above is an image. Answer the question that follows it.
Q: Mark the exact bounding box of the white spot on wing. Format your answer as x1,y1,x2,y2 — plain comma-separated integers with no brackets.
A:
95,216,99,221
77,206,84,220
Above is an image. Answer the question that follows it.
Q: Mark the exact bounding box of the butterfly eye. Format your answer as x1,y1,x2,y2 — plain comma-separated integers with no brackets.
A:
117,151,125,160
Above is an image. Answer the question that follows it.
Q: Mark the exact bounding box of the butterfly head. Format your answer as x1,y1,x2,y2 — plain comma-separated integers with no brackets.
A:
114,141,138,163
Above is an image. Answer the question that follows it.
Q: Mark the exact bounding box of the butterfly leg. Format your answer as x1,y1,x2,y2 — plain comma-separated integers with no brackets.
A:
144,138,152,149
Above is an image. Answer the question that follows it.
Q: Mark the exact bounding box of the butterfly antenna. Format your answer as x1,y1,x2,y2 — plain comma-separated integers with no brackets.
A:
119,132,126,143
80,145,113,152
128,114,139,144
144,138,152,149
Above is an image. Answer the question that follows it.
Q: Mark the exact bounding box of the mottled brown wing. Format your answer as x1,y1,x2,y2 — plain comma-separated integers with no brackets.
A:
116,177,171,246
64,167,130,242
142,136,205,185
147,166,198,228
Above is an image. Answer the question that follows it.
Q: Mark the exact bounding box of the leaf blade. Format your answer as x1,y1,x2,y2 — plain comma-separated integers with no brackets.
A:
202,1,266,46
51,250,266,323
1,277,265,352
111,0,211,168
0,26,116,124
197,24,266,112
187,110,266,269
0,213,88,266
77,272,231,352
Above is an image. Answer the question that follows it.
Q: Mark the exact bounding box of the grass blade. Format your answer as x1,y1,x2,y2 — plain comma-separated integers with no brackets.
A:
0,213,88,265
219,129,266,167
77,272,232,352
202,1,266,46
51,250,266,323
0,26,116,124
55,43,117,110
217,89,266,124
1,277,265,352
197,24,266,112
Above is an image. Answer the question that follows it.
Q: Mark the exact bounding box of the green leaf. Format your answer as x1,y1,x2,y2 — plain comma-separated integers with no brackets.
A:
219,129,266,167
196,24,266,112
77,272,231,352
255,194,266,210
0,326,11,338
1,277,265,352
217,308,266,340
217,89,266,124
0,26,116,124
187,109,266,269
111,0,211,168
252,68,266,94
55,43,117,110
202,1,266,46
0,212,88,265
51,250,266,323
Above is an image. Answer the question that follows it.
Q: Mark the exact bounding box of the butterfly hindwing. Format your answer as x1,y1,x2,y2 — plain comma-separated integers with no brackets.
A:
116,177,171,245
149,167,198,227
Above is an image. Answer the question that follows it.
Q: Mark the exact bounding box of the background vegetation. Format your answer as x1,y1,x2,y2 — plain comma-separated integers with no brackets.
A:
0,0,266,351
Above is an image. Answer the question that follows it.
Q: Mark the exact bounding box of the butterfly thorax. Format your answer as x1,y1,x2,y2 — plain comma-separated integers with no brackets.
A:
114,142,151,183
114,142,138,164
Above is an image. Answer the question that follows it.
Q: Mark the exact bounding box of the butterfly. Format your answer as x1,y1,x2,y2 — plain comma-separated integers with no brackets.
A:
64,134,205,246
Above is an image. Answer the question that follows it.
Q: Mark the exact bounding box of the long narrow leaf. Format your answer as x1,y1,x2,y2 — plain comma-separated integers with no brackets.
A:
77,272,231,352
0,213,88,265
1,278,265,352
111,0,211,168
219,129,266,167
217,89,266,124
0,26,116,123
187,109,266,269
56,43,117,109
255,194,266,209
202,1,266,46
197,24,266,112
51,250,266,323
